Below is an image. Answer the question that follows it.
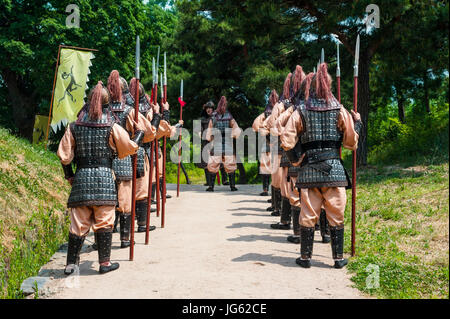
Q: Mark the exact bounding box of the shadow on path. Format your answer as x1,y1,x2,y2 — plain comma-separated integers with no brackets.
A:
231,253,330,269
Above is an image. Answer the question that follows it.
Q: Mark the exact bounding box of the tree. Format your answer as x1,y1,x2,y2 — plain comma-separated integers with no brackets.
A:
0,0,176,140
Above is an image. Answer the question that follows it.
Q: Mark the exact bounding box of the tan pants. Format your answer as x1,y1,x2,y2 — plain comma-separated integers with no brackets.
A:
259,152,272,175
286,176,300,207
207,155,237,174
117,180,132,214
300,187,347,227
270,155,282,188
280,167,290,197
70,206,115,236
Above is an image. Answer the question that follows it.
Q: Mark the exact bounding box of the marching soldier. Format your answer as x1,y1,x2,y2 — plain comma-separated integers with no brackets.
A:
205,96,242,191
197,101,215,186
108,71,159,248
58,81,146,274
252,91,278,196
263,73,292,216
281,63,361,269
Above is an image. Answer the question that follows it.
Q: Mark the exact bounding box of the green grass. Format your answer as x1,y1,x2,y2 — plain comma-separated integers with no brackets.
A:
0,127,70,299
344,163,449,299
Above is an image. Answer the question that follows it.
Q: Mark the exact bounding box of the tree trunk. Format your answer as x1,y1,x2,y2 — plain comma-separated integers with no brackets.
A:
2,69,37,141
397,87,405,123
356,51,370,167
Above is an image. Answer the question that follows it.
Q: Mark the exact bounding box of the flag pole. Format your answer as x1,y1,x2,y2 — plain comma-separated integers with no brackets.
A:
44,45,62,150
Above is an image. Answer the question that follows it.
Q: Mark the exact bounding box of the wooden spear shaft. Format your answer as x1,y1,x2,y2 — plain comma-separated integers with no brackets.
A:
162,84,167,228
351,76,358,257
130,36,140,260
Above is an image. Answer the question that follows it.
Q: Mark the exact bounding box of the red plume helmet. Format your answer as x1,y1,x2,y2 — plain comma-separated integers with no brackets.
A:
89,81,107,120
129,77,144,102
216,96,227,115
293,65,306,95
269,89,278,107
315,63,333,101
282,73,292,100
107,70,122,102
303,72,315,101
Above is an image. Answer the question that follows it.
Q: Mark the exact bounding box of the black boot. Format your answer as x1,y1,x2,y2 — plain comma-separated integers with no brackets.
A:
229,173,238,191
287,207,301,244
271,188,281,216
296,226,315,268
136,200,156,232
65,233,85,275
160,177,172,199
113,210,120,233
320,209,331,243
203,169,209,186
221,166,229,185
120,213,132,248
151,183,157,205
330,225,348,269
91,232,98,251
96,229,120,274
267,186,275,210
271,197,291,229
206,171,215,192
260,175,269,196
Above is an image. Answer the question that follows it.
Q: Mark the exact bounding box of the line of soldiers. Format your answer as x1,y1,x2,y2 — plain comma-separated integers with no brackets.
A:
252,63,361,268
198,96,242,192
57,70,182,275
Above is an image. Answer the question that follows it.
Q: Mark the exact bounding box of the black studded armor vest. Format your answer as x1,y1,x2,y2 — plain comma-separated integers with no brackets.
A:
295,94,349,189
67,106,117,207
110,100,133,181
211,111,234,156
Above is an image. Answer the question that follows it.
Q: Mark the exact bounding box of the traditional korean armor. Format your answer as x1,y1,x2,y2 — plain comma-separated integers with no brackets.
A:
295,94,349,189
110,101,133,181
67,105,117,207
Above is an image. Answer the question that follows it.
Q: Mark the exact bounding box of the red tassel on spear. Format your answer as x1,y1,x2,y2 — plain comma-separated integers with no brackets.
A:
130,35,140,261
351,34,360,257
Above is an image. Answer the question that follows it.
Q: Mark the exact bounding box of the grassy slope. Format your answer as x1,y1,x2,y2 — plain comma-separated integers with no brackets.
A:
345,162,449,298
0,127,70,298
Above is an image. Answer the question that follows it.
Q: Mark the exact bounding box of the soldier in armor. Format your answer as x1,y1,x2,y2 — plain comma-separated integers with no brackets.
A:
281,63,362,269
269,66,305,237
263,73,292,216
252,90,278,196
128,78,162,233
108,71,159,248
57,81,146,274
128,78,183,226
205,96,242,192
198,101,215,185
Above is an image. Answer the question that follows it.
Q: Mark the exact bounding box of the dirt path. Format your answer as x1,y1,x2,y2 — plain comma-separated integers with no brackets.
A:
40,184,364,299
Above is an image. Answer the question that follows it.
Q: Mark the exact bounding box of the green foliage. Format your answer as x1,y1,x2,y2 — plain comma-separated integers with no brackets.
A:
368,100,449,165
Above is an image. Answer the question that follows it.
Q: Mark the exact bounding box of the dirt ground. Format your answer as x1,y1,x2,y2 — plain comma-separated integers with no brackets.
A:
39,184,364,299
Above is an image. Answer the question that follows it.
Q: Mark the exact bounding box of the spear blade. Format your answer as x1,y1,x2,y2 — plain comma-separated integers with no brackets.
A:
135,36,140,79
354,34,360,77
321,48,324,64
164,52,167,86
336,42,341,77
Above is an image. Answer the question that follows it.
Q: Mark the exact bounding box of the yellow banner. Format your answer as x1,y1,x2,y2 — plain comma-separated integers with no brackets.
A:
50,48,94,132
33,115,49,145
